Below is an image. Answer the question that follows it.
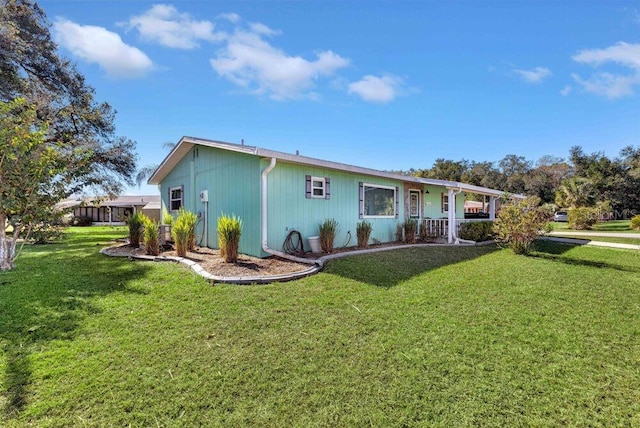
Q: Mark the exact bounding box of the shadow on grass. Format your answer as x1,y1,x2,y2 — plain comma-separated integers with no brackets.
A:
0,230,150,420
529,240,640,274
323,244,500,288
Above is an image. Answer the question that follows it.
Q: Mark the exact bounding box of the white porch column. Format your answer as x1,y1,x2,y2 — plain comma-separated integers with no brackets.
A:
447,188,455,244
489,196,497,220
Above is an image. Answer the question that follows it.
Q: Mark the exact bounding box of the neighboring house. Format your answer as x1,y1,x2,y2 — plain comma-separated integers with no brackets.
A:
59,195,161,224
148,137,522,258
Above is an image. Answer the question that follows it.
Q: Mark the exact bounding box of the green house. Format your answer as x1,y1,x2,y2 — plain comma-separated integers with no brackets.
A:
148,137,514,258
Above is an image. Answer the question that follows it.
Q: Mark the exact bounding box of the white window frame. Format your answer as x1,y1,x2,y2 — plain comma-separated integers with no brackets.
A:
169,186,183,211
441,193,449,213
310,176,326,199
362,183,397,218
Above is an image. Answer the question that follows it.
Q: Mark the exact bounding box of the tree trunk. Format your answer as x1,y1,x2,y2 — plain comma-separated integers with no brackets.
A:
0,213,17,271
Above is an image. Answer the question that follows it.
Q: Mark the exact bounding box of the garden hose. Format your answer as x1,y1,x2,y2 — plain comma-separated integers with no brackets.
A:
283,230,306,256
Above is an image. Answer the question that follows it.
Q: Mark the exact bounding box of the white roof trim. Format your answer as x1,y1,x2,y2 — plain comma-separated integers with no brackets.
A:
148,136,523,198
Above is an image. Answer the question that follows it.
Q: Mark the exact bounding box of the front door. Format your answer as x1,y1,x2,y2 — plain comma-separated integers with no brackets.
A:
409,190,420,219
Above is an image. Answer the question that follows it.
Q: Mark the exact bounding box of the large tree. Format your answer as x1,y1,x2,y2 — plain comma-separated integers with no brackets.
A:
0,0,137,269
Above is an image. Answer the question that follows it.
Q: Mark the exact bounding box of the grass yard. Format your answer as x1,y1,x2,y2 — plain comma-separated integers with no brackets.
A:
2,227,640,426
551,219,639,233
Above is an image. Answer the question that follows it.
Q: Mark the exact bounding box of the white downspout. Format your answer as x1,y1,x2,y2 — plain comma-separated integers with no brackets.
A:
261,158,316,265
489,196,497,221
448,187,472,244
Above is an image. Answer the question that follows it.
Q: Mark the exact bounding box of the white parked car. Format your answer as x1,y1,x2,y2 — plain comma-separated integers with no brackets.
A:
554,211,568,222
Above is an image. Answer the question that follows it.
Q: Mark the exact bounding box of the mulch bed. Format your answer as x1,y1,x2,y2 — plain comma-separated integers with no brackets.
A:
103,243,313,277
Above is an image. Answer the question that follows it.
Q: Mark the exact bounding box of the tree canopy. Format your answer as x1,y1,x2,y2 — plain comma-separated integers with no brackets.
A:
0,0,137,269
410,145,638,218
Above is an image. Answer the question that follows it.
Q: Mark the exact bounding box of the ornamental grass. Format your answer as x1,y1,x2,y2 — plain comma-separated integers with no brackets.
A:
217,214,243,263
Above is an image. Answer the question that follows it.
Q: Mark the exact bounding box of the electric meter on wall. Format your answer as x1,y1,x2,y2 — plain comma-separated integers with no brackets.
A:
199,190,208,202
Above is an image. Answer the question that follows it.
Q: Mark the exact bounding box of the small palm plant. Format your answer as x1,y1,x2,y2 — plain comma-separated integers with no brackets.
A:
125,212,145,248
179,207,198,250
172,208,197,257
217,213,243,263
319,218,339,254
356,220,372,248
404,219,417,244
161,208,173,225
142,215,159,256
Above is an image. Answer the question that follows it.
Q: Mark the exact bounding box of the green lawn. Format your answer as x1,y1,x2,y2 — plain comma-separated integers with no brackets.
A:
551,219,639,233
2,227,640,426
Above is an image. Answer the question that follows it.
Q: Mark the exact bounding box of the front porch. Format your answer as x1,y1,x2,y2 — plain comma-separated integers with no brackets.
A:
405,182,501,244
422,218,493,241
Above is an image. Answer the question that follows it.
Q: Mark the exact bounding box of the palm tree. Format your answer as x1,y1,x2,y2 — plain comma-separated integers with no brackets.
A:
136,141,176,187
555,177,596,208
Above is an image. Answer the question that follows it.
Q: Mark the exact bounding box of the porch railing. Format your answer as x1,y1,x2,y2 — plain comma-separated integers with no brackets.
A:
422,219,449,237
422,218,493,238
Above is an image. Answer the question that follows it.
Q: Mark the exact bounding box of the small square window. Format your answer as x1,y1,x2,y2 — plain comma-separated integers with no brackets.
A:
311,178,325,198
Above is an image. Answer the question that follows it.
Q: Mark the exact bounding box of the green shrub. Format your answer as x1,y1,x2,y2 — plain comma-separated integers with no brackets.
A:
459,221,494,242
27,223,65,244
71,215,93,226
125,212,145,248
568,207,598,230
161,208,173,225
172,208,197,257
419,225,438,243
142,215,159,256
319,218,339,254
631,215,640,231
493,197,552,255
356,220,372,248
403,219,417,244
217,214,243,263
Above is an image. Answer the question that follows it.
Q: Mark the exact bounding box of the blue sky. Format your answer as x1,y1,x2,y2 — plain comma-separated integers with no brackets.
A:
39,1,640,195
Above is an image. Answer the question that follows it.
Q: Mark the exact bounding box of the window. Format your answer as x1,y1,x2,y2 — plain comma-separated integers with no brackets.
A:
306,175,331,199
311,177,326,198
361,184,397,218
170,186,183,211
441,193,449,213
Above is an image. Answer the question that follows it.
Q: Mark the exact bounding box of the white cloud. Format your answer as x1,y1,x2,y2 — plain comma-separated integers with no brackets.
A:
210,26,349,100
348,75,404,103
513,66,552,83
125,4,223,49
249,22,280,36
560,85,572,96
573,42,640,69
571,72,640,99
53,18,153,78
571,42,640,99
219,13,240,24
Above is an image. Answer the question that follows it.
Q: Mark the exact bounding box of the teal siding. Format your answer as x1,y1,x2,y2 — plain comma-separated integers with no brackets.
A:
194,147,262,257
422,185,466,219
159,153,192,214
160,147,263,257
265,160,404,250
160,147,467,258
